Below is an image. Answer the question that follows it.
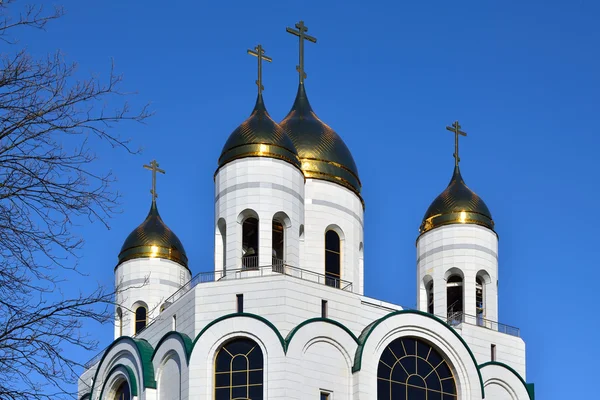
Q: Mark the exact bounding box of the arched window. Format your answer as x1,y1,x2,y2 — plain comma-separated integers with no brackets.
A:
377,337,457,399
426,281,434,314
242,217,259,269
215,338,264,400
476,276,484,325
272,219,284,270
114,380,131,400
135,306,147,334
447,275,463,325
217,218,227,275
116,307,123,337
325,230,341,288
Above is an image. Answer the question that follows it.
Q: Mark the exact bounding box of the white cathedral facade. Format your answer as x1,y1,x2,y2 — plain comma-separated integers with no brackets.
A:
78,21,534,400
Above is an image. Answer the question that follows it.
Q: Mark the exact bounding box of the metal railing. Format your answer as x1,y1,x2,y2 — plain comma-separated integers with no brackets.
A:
163,263,353,307
242,255,259,269
446,311,520,337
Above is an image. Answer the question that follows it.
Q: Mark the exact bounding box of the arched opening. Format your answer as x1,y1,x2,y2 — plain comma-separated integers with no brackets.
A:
242,217,259,269
447,275,463,325
114,380,131,400
377,336,457,400
476,276,485,326
116,307,123,337
272,218,285,272
426,281,434,314
134,305,147,334
215,338,264,400
325,230,341,288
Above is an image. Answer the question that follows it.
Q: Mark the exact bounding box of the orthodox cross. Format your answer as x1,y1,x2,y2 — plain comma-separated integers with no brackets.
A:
286,20,317,84
247,44,272,94
446,120,467,166
143,160,165,201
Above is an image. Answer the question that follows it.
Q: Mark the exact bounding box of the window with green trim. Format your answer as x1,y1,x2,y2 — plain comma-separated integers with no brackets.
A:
377,337,457,400
214,338,263,400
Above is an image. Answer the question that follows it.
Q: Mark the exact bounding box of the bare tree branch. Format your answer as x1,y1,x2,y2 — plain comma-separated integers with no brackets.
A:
0,2,152,398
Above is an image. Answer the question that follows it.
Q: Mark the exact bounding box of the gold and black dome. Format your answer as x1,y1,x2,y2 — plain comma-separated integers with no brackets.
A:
218,94,301,170
118,200,188,269
280,84,361,197
419,166,494,234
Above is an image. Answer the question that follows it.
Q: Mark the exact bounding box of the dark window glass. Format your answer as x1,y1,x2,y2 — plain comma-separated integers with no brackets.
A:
242,217,259,269
446,275,463,323
325,230,341,288
320,392,330,400
237,294,243,313
272,220,284,262
134,306,147,334
321,300,328,318
215,338,263,400
377,337,457,400
114,381,131,400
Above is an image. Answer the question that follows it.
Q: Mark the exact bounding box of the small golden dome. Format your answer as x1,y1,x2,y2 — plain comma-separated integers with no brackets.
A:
280,84,361,198
420,166,494,234
118,201,188,268
218,94,300,170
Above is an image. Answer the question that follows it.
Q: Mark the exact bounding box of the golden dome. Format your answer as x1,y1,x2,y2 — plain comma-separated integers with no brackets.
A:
218,94,300,170
118,200,188,268
420,166,494,234
280,84,361,198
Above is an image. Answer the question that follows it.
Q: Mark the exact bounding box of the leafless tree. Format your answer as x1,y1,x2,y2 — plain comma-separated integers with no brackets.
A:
0,1,151,398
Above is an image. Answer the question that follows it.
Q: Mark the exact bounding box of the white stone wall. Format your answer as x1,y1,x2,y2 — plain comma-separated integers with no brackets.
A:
303,179,364,294
214,158,305,271
114,257,191,338
416,224,499,323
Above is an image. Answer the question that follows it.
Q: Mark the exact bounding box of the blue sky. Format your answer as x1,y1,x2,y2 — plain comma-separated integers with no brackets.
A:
17,0,600,398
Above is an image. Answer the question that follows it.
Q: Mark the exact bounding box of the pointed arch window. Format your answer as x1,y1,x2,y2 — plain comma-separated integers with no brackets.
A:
242,217,259,269
377,337,457,399
134,306,147,334
426,281,434,314
114,381,131,400
116,307,123,337
476,276,484,325
325,230,341,288
447,275,463,325
214,338,264,400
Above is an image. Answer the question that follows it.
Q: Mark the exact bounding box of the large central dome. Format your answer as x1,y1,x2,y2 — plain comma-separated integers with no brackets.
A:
280,84,361,197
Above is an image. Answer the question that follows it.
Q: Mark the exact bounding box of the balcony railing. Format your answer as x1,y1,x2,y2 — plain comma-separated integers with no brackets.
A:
446,311,520,337
163,263,353,307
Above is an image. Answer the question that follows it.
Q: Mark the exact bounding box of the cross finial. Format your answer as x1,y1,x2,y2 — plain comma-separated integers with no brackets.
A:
247,44,272,94
286,20,317,84
445,120,467,166
143,160,165,202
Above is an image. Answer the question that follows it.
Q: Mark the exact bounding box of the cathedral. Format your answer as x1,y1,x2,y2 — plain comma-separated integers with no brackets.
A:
78,21,534,400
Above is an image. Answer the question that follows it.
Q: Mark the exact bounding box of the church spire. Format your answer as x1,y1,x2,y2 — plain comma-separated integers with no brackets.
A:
286,20,317,84
247,44,272,95
445,120,467,167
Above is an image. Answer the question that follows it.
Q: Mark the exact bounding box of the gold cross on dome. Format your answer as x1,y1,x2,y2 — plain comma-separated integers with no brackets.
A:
143,160,165,201
286,20,317,84
247,44,272,94
446,121,467,166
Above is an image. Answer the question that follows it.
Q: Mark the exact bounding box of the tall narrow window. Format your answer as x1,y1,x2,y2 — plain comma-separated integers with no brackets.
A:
446,275,463,325
172,314,177,331
116,307,123,337
217,218,227,275
491,344,497,361
114,381,131,400
321,300,328,318
215,338,264,400
242,217,259,269
272,219,284,272
320,392,331,400
135,306,147,334
237,294,244,313
476,276,485,326
325,230,341,288
426,281,434,314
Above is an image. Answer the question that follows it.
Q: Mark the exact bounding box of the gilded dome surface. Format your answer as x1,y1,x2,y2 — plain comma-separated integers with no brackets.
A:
279,84,361,197
218,94,300,169
118,201,188,269
420,166,494,234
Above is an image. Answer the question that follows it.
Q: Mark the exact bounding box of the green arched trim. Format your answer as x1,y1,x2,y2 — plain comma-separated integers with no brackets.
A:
479,361,534,400
79,393,90,400
191,313,286,353
151,331,193,364
99,364,138,399
285,317,359,351
90,336,156,399
352,309,485,398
